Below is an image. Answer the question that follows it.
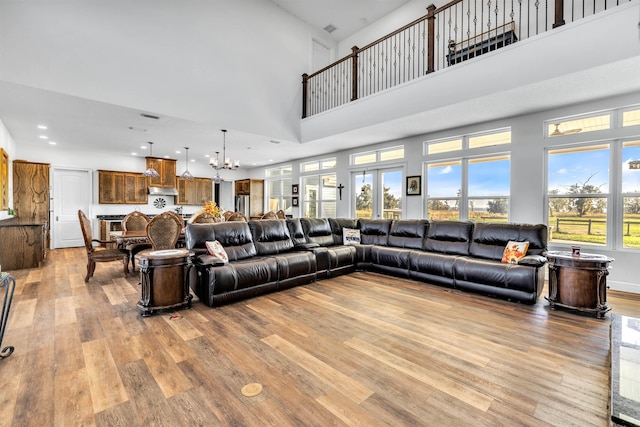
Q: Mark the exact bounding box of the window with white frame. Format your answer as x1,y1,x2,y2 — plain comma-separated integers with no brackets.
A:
425,129,511,223
265,165,292,214
351,146,404,165
300,158,336,218
621,139,640,248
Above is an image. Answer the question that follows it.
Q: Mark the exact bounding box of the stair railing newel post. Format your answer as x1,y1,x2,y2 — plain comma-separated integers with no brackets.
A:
553,0,565,28
350,46,359,102
426,4,436,74
302,73,309,119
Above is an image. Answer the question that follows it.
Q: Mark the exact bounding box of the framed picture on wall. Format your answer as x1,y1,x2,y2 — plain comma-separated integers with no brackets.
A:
292,184,299,195
406,175,421,196
292,196,299,207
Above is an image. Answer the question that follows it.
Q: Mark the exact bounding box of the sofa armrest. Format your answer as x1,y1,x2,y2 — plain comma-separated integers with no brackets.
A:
194,254,226,267
518,254,547,267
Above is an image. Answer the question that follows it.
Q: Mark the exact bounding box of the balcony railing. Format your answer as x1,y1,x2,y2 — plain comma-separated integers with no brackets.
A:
302,0,631,118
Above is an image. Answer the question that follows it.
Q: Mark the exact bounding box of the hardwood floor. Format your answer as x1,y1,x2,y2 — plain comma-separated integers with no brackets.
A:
1,247,639,426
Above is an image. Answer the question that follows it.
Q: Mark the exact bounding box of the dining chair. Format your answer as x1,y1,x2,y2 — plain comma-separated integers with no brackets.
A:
275,209,286,219
146,211,183,250
122,211,152,271
260,211,278,219
78,210,129,282
226,212,248,222
188,210,220,223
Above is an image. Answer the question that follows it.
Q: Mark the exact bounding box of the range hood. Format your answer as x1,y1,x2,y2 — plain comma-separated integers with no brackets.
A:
148,186,178,196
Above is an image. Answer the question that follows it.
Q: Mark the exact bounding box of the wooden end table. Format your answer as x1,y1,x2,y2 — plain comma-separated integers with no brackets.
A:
545,250,613,319
135,248,192,317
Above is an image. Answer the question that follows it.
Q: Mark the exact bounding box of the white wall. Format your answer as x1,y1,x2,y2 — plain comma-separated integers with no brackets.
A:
0,118,16,221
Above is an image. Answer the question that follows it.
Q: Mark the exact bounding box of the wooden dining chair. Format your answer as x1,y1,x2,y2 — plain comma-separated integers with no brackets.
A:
226,212,248,222
275,209,286,219
122,211,151,271
78,210,129,282
188,210,219,223
260,211,278,219
146,211,183,250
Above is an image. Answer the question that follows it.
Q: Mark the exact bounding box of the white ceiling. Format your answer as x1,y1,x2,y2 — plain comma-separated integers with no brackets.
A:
0,1,638,172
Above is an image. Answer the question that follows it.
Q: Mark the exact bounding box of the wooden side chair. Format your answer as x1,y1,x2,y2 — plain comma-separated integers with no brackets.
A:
122,211,152,271
260,211,278,219
78,210,129,282
226,212,247,222
188,210,220,224
275,209,286,219
146,211,183,250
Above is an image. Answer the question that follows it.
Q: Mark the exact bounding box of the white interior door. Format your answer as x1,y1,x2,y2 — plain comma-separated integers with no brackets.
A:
52,168,91,248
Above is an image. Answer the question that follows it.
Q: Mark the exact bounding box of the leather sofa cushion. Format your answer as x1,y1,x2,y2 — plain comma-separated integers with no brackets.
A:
359,219,391,245
408,251,457,279
469,222,548,261
328,218,359,245
185,223,216,255
300,218,334,247
453,257,539,293
387,220,429,249
370,246,411,270
424,220,473,255
273,251,317,279
207,222,257,261
204,257,278,294
286,218,307,246
327,245,357,269
249,219,294,255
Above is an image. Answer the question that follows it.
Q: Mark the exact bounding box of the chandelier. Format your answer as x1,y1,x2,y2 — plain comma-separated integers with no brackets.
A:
209,129,239,173
211,152,224,182
142,141,160,177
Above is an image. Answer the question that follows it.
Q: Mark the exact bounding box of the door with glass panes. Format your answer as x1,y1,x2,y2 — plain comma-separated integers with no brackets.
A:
352,168,403,219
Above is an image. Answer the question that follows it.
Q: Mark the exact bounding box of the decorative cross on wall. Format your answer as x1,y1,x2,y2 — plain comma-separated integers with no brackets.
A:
337,183,344,200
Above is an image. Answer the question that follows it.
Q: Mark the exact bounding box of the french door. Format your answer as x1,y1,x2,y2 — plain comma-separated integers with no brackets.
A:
352,167,403,219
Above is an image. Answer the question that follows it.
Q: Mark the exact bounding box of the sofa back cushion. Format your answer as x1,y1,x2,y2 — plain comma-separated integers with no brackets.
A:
358,219,391,246
387,220,429,249
424,220,473,255
207,221,256,261
286,218,307,246
249,219,294,255
469,222,548,261
185,223,217,255
328,218,359,245
300,218,334,247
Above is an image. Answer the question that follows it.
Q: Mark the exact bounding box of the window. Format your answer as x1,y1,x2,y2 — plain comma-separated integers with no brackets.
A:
425,129,511,223
302,174,336,218
351,146,404,165
265,165,292,214
622,140,640,248
546,113,611,138
301,157,336,173
622,108,640,127
547,144,609,246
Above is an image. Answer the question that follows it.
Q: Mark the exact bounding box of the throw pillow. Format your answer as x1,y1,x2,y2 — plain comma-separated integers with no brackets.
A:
501,241,530,264
205,240,229,264
343,228,361,245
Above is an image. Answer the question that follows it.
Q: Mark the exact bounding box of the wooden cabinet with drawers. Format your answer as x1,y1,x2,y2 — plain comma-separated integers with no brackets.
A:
98,170,148,204
177,177,213,205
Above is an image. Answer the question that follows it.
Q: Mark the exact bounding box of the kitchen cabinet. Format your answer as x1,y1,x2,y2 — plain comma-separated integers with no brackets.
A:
146,157,176,188
234,179,264,218
1,148,8,210
177,177,212,205
98,170,148,204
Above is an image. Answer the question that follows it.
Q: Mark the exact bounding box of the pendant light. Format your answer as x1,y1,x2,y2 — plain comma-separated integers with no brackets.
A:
180,147,194,180
211,152,224,182
142,141,160,178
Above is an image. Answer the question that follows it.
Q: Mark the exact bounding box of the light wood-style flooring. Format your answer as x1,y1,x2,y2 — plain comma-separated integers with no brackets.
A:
1,247,639,426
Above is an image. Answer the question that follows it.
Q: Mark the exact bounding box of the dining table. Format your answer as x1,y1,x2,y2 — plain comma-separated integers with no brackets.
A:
114,229,186,249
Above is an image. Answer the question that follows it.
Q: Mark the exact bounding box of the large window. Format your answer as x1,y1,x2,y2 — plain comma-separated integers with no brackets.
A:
351,146,404,165
265,165,292,214
622,140,640,248
547,145,609,246
425,129,510,222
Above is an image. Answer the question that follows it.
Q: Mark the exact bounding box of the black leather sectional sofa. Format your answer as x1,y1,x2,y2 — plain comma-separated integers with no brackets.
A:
185,218,548,307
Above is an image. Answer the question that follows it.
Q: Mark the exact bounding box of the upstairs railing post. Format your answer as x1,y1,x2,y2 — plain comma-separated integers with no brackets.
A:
426,4,436,74
553,0,565,28
351,46,359,101
301,73,308,118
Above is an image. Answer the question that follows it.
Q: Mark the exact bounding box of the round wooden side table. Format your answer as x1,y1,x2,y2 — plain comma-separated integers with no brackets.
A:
545,251,613,319
135,248,192,317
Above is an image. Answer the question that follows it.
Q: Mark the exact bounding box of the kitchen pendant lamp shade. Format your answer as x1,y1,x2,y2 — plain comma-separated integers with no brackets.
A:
210,151,224,182
180,147,194,180
142,141,160,178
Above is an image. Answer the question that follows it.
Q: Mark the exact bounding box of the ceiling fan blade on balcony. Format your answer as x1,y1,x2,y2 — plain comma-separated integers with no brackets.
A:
551,123,582,136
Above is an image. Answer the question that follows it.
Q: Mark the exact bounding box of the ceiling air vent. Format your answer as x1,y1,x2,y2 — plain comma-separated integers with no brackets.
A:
140,113,160,120
323,24,337,34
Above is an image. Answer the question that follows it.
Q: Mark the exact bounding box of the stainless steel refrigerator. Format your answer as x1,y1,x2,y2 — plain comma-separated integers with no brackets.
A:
235,195,250,218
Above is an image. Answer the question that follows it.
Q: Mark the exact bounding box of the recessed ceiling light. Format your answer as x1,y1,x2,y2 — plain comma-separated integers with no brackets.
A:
164,155,170,158
49,141,56,145
140,145,147,149
39,135,48,139
132,152,138,156
269,159,274,162
37,124,47,130
175,150,181,154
